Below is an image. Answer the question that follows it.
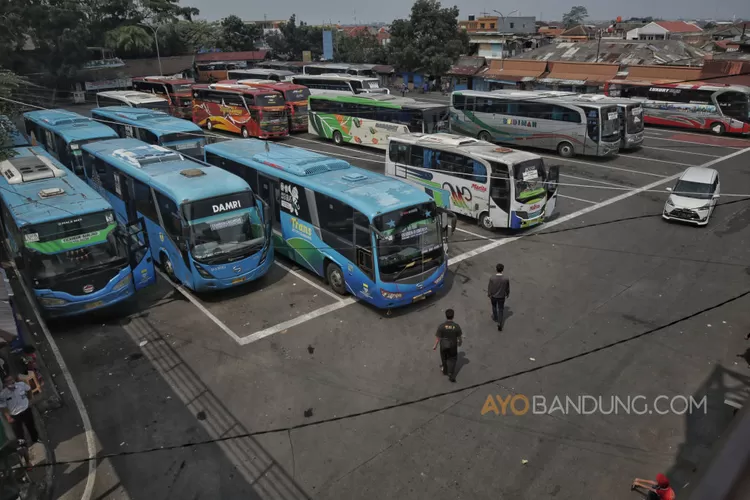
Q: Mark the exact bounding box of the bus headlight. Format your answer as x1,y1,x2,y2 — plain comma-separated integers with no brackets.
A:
380,289,403,300
194,263,213,279
433,270,446,285
113,274,132,291
39,297,67,307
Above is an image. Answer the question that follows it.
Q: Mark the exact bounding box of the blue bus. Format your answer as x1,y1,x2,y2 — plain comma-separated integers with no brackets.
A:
204,139,453,309
22,109,119,176
1,115,31,150
90,107,206,159
80,139,274,292
0,146,156,317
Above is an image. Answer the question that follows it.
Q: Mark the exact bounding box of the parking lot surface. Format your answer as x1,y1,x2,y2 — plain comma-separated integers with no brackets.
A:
39,115,750,499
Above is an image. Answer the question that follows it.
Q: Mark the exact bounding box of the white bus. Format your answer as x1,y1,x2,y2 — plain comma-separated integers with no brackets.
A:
386,133,560,230
450,90,621,158
95,91,170,112
290,74,389,95
227,68,295,82
308,93,449,149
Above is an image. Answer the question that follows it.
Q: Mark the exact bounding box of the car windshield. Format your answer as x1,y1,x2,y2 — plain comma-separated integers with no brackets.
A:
182,192,265,264
513,159,547,203
673,180,714,200
375,203,443,282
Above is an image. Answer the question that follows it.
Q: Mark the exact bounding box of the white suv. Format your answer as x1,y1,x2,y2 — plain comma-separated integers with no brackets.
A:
663,167,720,226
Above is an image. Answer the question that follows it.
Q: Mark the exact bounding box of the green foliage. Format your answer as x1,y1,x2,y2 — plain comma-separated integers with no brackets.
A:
562,6,589,28
0,69,26,160
216,15,263,52
334,32,386,64
105,25,154,57
267,15,323,60
387,0,468,75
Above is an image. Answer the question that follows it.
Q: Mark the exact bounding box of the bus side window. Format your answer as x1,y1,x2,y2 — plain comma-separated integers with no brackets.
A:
138,128,159,145
316,193,355,261
93,157,116,192
472,161,487,183
410,145,424,168
155,191,185,250
132,178,159,222
388,142,410,165
82,152,96,179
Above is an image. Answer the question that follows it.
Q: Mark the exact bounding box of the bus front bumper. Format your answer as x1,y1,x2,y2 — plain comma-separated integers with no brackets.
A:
371,267,446,309
36,274,135,318
622,132,644,149
192,254,273,292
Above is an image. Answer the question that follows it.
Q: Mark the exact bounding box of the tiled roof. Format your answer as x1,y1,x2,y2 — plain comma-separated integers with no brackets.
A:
654,21,703,33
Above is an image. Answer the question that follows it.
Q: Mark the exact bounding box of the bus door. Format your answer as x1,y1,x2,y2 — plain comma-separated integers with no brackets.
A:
582,107,600,156
121,218,156,290
257,174,286,254
488,161,511,229
544,165,560,219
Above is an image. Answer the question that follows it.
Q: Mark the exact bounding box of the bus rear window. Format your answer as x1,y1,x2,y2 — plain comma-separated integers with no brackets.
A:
286,88,310,101
255,94,285,107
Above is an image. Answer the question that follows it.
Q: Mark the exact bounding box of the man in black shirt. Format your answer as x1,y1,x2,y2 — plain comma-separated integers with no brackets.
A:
487,263,510,331
433,309,463,382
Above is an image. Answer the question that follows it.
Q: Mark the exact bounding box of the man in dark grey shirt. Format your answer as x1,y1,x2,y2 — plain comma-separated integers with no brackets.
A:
487,263,510,331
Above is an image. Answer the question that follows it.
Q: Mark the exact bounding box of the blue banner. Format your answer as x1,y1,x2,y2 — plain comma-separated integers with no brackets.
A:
323,31,333,61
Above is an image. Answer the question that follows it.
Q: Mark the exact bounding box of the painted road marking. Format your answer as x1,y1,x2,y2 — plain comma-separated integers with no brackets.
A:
274,261,346,303
541,155,667,178
559,194,597,204
625,155,696,168
560,173,629,188
644,134,745,149
456,227,492,240
638,145,721,158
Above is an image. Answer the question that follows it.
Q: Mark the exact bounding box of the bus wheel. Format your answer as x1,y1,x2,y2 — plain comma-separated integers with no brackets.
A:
325,262,347,295
478,131,492,142
332,130,343,145
479,212,493,230
161,254,178,283
206,120,213,131
557,141,574,158
710,122,726,135
241,127,249,138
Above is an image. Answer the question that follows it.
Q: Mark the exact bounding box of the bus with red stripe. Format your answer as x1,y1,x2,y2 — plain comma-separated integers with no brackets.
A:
191,83,289,139
132,76,194,120
603,80,750,136
220,79,311,133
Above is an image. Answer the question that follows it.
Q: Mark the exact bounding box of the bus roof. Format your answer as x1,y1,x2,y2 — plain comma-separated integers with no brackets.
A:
607,80,750,93
205,139,433,216
194,83,282,97
96,90,169,104
0,146,111,226
390,132,542,165
235,80,307,92
491,89,642,107
309,93,447,110
0,115,31,149
229,68,295,77
292,74,379,82
133,76,194,85
23,109,119,143
81,138,251,203
90,107,204,136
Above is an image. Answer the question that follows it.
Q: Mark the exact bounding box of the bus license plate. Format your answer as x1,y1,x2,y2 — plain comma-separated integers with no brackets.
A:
232,277,245,284
413,292,429,303
175,142,197,150
84,301,104,310
529,209,542,219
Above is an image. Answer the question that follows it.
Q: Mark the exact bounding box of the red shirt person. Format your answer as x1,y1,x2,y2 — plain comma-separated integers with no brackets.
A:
632,473,676,500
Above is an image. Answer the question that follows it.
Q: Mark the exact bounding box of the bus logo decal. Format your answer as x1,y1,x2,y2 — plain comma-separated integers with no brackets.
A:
443,183,472,210
233,266,242,274
83,284,95,294
501,117,537,128
471,183,487,192
291,218,312,239
280,182,300,216
212,201,242,213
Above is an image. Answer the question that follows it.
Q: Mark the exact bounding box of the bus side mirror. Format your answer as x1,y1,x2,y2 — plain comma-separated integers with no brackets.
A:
547,166,560,193
666,187,672,192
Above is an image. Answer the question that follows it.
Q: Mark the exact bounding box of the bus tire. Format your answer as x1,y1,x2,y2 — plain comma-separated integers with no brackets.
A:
206,120,213,131
557,141,574,158
478,130,492,142
479,212,493,230
710,122,726,135
241,126,249,138
332,130,343,145
325,262,347,296
161,253,178,284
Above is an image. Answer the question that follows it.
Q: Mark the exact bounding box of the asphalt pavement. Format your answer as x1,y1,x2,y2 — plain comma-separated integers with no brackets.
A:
35,105,750,499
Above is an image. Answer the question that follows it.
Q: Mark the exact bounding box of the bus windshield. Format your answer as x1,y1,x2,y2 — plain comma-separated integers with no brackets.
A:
374,203,443,282
601,106,620,141
513,159,547,203
419,107,450,133
627,105,645,133
256,94,285,107
182,192,266,264
170,83,193,93
137,101,170,112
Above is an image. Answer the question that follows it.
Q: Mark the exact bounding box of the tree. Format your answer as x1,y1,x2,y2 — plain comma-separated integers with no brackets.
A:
0,70,26,160
562,6,589,28
105,25,154,57
216,15,262,52
387,0,469,76
268,15,324,60
335,32,386,64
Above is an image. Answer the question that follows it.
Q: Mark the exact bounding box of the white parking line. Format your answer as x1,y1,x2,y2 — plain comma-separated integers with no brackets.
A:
456,227,492,240
274,261,345,302
625,155,694,167
638,145,721,158
559,194,597,204
560,173,628,188
541,155,667,178
644,135,745,149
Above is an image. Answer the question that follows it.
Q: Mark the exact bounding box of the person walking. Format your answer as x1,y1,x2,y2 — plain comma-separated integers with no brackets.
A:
0,375,39,444
433,309,463,382
487,263,510,331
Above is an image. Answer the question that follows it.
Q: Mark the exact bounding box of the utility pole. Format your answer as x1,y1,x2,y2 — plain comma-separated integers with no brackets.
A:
141,24,163,76
595,30,602,63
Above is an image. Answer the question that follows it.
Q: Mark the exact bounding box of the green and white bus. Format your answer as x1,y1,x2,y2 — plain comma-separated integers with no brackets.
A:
450,90,621,158
386,133,560,230
308,94,450,150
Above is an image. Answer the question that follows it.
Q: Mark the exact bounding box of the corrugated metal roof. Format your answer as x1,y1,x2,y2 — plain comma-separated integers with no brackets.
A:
514,39,705,66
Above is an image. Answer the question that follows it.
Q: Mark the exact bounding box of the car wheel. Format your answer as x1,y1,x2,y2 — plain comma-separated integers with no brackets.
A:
557,141,574,158
478,130,492,142
479,212,493,230
710,122,726,135
332,130,343,145
326,262,347,295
